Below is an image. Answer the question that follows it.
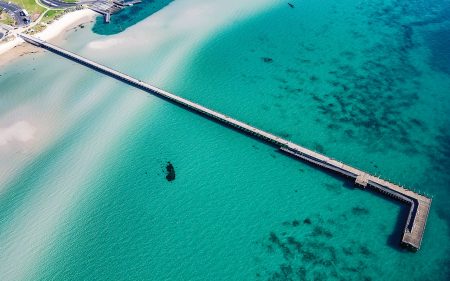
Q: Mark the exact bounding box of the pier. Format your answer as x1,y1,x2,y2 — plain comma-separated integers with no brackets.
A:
89,7,111,23
87,0,141,23
19,33,432,251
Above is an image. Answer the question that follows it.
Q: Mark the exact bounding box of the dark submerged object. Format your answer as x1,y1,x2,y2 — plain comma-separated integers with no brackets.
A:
288,3,294,8
262,57,274,63
165,162,175,181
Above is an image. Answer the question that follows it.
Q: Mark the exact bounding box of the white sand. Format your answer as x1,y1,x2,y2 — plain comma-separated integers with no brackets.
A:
36,9,96,41
0,120,36,146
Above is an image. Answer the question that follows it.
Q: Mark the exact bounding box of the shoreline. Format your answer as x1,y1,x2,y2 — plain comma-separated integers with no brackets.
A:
0,9,96,67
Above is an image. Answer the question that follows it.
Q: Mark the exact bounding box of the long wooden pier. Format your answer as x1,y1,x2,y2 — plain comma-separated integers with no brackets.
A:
19,33,431,251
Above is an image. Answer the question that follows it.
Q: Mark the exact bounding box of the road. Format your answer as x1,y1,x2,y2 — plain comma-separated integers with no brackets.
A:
39,0,77,8
0,1,31,27
38,0,99,9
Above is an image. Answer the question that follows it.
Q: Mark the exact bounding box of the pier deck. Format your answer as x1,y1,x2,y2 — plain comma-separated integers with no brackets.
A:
19,33,432,251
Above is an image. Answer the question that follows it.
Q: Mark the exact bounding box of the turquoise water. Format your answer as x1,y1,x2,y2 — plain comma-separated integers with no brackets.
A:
1,0,449,280
92,0,173,35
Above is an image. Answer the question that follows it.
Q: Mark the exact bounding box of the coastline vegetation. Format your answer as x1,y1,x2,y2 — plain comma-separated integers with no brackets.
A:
8,0,46,16
42,9,65,23
4,0,75,34
28,9,65,33
0,11,16,25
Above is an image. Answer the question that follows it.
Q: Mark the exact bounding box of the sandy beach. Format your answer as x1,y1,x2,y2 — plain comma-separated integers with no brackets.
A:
0,9,96,67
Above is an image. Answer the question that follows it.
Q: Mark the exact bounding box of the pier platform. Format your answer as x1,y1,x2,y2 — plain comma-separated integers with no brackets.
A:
19,33,432,251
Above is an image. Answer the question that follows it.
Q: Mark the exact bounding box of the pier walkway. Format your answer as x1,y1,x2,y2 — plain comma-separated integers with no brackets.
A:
19,33,431,251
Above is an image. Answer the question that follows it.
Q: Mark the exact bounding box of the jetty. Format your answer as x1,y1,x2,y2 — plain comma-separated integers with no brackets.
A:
19,33,432,251
87,0,141,23
89,6,111,23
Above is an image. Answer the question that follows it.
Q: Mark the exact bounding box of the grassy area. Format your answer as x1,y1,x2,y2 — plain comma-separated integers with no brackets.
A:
8,0,46,15
3,0,76,28
42,9,65,23
29,22,46,33
0,12,16,25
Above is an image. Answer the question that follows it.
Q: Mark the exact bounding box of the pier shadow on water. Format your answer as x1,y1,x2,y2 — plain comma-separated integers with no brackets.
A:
341,181,418,252
278,148,415,252
363,186,413,252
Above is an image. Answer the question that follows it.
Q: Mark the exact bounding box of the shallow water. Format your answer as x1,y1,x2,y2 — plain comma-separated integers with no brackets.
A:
0,0,449,280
